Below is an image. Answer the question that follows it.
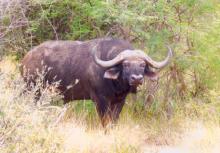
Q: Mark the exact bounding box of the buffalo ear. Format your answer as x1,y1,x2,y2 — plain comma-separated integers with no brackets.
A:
104,67,120,80
144,66,159,81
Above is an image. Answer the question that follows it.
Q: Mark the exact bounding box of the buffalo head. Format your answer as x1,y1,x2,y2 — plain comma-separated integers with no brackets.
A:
93,46,172,87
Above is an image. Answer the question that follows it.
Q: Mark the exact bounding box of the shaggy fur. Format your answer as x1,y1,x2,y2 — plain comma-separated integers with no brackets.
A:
21,38,155,126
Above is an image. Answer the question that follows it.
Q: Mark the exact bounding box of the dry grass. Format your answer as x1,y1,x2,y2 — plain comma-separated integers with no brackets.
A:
0,58,220,153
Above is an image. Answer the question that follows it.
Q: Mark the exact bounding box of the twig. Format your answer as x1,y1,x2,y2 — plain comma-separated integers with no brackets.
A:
39,3,59,40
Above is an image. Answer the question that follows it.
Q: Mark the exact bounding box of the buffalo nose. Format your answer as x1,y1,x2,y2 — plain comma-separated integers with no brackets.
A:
130,74,143,82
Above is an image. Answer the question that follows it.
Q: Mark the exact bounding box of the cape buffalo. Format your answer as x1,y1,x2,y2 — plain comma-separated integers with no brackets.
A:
20,37,172,127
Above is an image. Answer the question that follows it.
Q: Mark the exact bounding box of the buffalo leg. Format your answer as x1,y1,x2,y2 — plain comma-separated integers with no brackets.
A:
34,89,41,103
110,101,125,123
97,101,112,127
90,93,111,127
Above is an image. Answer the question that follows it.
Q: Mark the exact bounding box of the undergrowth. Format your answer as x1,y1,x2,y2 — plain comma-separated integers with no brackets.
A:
0,56,219,153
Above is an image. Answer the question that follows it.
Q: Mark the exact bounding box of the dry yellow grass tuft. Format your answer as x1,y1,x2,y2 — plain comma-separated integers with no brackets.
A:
0,58,220,153
0,57,17,74
154,122,220,153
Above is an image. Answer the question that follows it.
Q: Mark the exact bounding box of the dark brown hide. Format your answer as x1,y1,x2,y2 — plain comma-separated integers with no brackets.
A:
21,38,166,127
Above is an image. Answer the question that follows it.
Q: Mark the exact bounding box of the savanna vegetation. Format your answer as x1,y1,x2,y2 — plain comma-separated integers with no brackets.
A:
0,0,220,153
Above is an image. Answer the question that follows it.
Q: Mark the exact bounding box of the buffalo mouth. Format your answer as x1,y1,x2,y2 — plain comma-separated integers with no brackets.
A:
128,74,144,87
129,82,143,87
129,79,144,87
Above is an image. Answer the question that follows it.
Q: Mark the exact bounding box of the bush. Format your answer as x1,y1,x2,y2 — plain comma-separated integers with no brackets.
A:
0,55,220,153
1,0,220,122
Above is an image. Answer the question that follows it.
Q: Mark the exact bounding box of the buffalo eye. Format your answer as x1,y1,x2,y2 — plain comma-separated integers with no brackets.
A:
140,62,146,68
123,61,130,67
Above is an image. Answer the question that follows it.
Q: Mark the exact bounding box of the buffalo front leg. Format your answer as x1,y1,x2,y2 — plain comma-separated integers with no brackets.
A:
90,93,112,127
97,102,112,127
110,100,125,123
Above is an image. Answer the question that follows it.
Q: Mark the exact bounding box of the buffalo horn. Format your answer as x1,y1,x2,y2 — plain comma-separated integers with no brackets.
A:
93,45,172,69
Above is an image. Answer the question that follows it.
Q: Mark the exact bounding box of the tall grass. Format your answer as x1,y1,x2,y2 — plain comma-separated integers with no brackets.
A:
0,56,220,153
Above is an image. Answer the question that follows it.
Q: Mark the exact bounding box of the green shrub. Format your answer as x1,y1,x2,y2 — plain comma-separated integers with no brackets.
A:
1,0,220,125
